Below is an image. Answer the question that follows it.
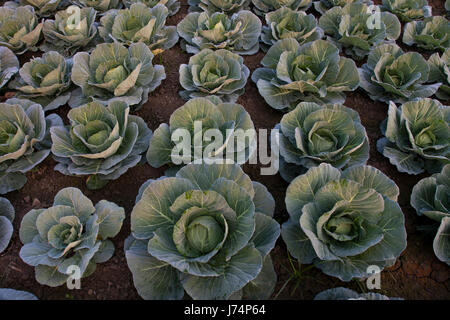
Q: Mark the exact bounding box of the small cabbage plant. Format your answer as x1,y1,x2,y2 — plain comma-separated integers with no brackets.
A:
123,0,180,16
381,0,431,22
126,162,280,299
51,101,152,189
0,5,43,54
315,287,402,300
313,0,373,15
179,49,249,102
41,7,99,56
276,102,369,182
0,47,19,90
252,0,312,16
281,163,407,281
0,197,14,253
403,16,450,52
9,51,73,112
74,0,122,13
0,289,37,300
411,165,449,266
188,0,251,15
14,0,65,17
319,3,401,60
377,99,449,175
19,187,125,287
70,42,166,109
359,43,440,103
251,39,360,111
428,49,450,100
99,3,179,54
177,10,261,55
260,7,323,52
147,97,256,170
0,98,63,194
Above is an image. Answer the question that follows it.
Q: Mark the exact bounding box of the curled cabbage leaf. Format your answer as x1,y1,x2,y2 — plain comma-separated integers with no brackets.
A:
377,98,449,175
359,43,440,103
313,0,373,15
251,39,360,111
13,0,66,17
179,48,249,102
0,197,14,253
403,16,450,52
428,48,450,100
188,0,251,15
73,0,122,12
252,0,312,16
178,10,261,55
276,102,369,182
126,162,280,299
281,163,406,281
381,0,431,22
0,47,19,90
315,287,402,300
19,187,125,287
0,98,63,194
124,0,180,16
0,289,38,300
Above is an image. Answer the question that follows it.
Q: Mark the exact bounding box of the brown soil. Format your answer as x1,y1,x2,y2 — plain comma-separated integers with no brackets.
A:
0,0,448,300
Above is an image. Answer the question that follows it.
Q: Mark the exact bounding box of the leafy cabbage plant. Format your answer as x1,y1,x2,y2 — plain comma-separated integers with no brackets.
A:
313,0,373,15
377,99,449,175
177,11,261,55
70,42,166,109
314,287,402,300
179,49,249,102
0,5,43,54
252,0,312,16
124,0,180,16
0,197,14,253
9,51,73,112
0,98,63,194
11,0,65,17
126,162,280,299
73,0,122,13
319,3,401,60
0,47,19,90
381,0,431,22
403,16,450,52
41,7,98,56
188,0,251,15
411,165,449,265
260,7,323,52
251,39,360,111
276,102,369,182
147,97,256,170
281,163,406,281
99,3,178,54
359,43,440,103
51,101,152,189
428,49,449,100
0,289,37,300
19,187,125,287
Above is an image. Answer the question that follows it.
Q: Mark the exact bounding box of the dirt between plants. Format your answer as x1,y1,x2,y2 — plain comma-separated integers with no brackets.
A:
0,0,449,300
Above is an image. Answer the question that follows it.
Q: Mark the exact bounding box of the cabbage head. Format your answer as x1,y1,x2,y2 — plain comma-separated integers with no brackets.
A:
428,48,449,101
313,0,373,15
377,99,449,175
177,10,261,55
123,0,180,16
381,0,431,22
0,289,37,300
252,0,312,16
19,187,125,287
261,7,323,52
147,97,256,170
251,39,360,111
319,3,401,60
281,163,406,281
314,287,402,300
70,42,166,109
0,5,43,54
276,102,369,182
99,3,179,54
403,16,450,52
359,43,440,103
41,7,98,56
73,0,122,12
0,98,63,194
411,165,449,265
179,49,249,102
126,162,280,299
14,0,66,17
51,101,152,189
0,197,14,253
9,51,73,112
0,47,19,90
188,0,251,15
